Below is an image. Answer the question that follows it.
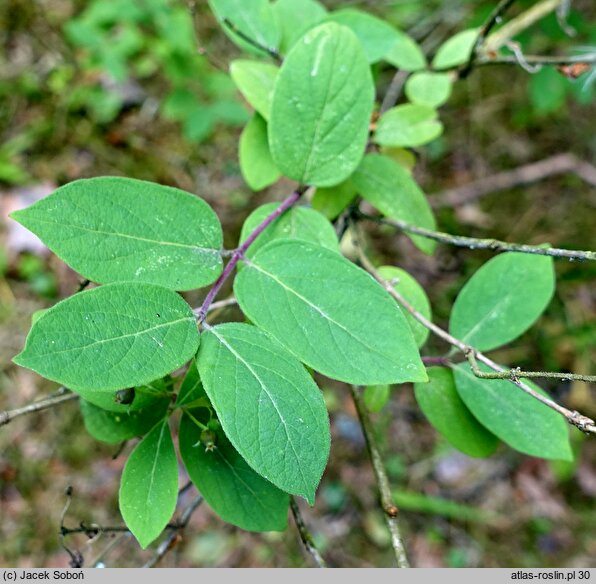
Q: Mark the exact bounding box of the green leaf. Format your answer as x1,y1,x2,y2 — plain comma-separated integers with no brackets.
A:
196,323,330,504
405,72,453,108
274,0,327,53
239,203,338,260
269,22,374,187
377,266,431,347
363,385,390,413
328,9,399,63
453,364,572,461
75,378,173,413
239,115,281,191
352,154,437,255
230,60,279,121
14,283,200,392
449,253,555,351
311,180,357,220
235,240,426,385
414,367,498,458
176,364,206,409
80,396,170,444
119,420,179,548
10,177,223,291
374,104,443,148
432,28,479,70
384,31,426,71
208,0,281,56
180,413,289,532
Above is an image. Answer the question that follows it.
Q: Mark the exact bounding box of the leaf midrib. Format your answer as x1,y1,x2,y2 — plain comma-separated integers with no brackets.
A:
19,216,221,254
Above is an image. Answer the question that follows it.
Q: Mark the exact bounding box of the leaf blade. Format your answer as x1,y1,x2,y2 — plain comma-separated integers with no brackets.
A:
13,283,200,392
414,367,499,458
10,177,223,291
119,420,179,548
269,22,374,187
196,323,330,504
180,413,289,532
449,253,555,351
453,363,572,461
352,154,437,254
234,240,427,385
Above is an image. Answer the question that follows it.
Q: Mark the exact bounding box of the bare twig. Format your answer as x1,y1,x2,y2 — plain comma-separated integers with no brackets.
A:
350,385,410,568
222,18,282,63
352,234,596,435
143,495,204,568
477,52,596,68
193,296,237,318
460,0,517,78
357,211,596,262
466,351,596,383
432,153,596,208
0,390,78,427
290,498,327,568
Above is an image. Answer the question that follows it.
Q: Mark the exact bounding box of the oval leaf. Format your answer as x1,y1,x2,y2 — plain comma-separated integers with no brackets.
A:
453,364,572,461
414,367,499,458
377,266,432,347
269,22,374,187
13,283,200,392
197,323,330,504
449,253,555,351
328,9,399,63
432,28,479,69
119,420,179,548
239,203,338,259
80,396,170,444
230,60,279,121
180,413,289,532
352,154,437,255
405,72,453,108
363,385,390,413
75,378,173,413
234,240,427,385
208,0,281,56
240,114,281,190
10,177,223,291
374,104,443,148
384,30,426,71
311,180,357,220
274,0,327,53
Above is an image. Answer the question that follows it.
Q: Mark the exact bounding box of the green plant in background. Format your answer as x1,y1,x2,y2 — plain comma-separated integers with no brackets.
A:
63,0,248,140
5,0,596,567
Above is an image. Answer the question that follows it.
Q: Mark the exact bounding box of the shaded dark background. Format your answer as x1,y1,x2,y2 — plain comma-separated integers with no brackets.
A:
1,0,595,567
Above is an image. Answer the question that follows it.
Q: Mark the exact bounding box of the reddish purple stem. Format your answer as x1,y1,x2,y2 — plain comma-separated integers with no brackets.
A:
196,188,304,323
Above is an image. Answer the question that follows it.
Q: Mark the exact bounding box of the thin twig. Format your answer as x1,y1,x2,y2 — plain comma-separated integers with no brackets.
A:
350,385,410,568
196,188,305,323
476,53,596,67
0,391,78,427
466,351,595,383
352,233,596,435
143,495,204,568
222,18,282,63
357,211,596,262
430,153,596,208
290,498,327,568
193,296,237,318
460,0,517,78
380,70,410,114
484,0,562,53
